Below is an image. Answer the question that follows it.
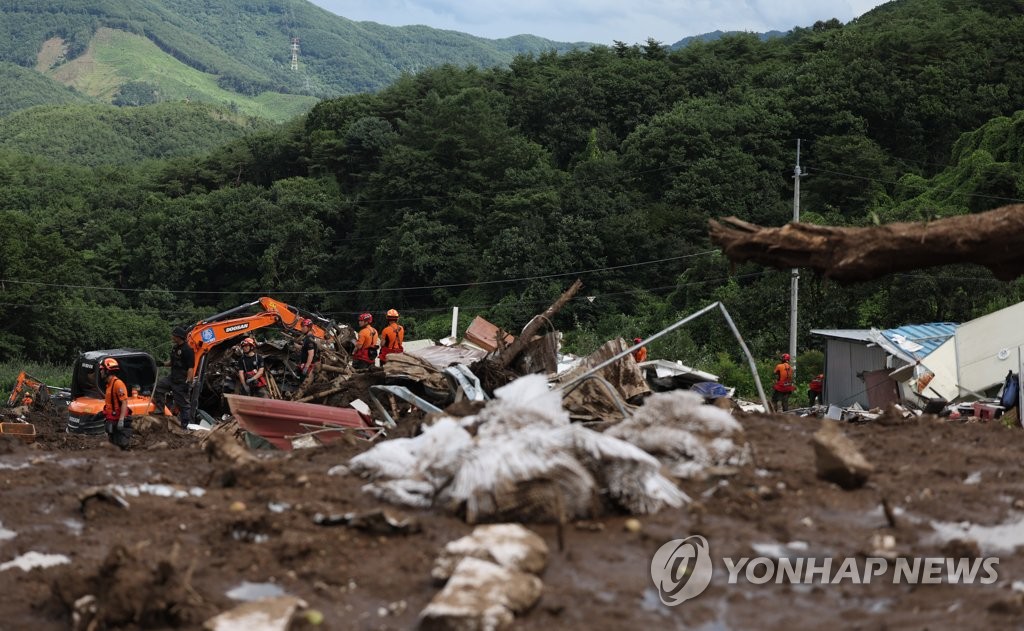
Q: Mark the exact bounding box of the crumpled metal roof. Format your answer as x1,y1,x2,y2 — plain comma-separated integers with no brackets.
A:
880,323,958,359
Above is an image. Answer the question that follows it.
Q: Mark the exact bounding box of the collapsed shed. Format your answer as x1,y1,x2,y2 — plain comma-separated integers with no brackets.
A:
811,323,957,408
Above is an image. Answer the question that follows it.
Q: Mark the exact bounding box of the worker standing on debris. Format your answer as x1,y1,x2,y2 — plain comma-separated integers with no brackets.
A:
808,373,824,406
772,353,796,412
379,309,405,365
236,337,267,398
99,357,132,450
353,312,380,370
632,337,648,363
156,326,195,430
298,318,320,380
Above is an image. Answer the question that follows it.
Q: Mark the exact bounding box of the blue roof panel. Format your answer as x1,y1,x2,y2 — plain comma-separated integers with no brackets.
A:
881,322,958,359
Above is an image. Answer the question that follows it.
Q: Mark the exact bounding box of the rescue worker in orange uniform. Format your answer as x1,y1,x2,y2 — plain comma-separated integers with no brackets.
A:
298,318,320,380
100,357,132,450
772,353,796,412
632,337,648,363
353,312,379,370
236,337,268,397
379,309,405,365
808,373,824,406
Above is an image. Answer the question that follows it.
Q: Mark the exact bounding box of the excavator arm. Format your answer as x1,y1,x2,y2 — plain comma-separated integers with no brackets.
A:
181,297,333,413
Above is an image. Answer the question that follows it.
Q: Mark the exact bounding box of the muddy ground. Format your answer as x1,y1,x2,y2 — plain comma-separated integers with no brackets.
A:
1,403,1024,630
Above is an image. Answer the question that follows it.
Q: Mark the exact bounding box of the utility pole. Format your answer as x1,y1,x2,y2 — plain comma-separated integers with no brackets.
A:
290,37,300,71
789,139,802,374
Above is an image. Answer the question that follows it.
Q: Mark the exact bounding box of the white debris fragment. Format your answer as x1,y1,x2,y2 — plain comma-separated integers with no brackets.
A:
419,557,542,631
203,595,306,631
432,524,549,581
0,551,71,572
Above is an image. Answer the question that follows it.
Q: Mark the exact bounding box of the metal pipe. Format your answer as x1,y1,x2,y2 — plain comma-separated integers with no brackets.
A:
717,303,769,409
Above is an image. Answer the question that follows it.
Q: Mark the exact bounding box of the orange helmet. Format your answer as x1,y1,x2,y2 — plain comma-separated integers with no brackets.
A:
359,312,373,324
781,353,791,361
300,318,313,328
386,309,399,320
101,357,120,371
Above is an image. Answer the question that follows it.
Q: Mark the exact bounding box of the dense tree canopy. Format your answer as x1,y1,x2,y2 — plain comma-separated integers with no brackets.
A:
3,0,1024,400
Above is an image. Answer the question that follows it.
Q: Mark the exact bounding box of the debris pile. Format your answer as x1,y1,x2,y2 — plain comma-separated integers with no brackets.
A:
349,374,688,522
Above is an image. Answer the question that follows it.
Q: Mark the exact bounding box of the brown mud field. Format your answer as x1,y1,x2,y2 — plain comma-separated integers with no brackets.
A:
2,405,1024,630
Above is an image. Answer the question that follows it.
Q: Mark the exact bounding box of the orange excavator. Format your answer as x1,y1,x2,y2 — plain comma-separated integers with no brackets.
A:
174,297,334,414
65,298,333,433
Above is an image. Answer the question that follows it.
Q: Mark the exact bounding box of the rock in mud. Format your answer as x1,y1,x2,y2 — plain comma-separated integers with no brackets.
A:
811,421,874,489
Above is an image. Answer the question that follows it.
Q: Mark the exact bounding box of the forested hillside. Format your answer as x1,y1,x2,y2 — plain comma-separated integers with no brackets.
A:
0,61,94,116
0,0,586,102
2,0,1023,398
0,102,271,166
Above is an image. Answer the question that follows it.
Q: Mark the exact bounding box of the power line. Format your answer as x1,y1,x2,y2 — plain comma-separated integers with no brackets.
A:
810,166,1024,204
0,249,721,296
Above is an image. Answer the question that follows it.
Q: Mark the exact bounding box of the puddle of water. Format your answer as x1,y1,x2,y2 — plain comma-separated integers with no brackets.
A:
929,513,1024,555
226,580,286,601
0,551,70,572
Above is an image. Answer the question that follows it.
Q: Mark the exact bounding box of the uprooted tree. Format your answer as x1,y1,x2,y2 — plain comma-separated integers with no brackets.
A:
708,204,1024,282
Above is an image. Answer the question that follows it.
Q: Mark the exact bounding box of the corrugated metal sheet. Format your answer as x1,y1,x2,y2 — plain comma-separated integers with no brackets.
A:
881,323,957,359
823,338,888,408
811,329,873,342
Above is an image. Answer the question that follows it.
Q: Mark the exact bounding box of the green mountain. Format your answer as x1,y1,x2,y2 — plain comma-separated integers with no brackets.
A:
0,0,588,121
0,102,272,166
0,61,94,117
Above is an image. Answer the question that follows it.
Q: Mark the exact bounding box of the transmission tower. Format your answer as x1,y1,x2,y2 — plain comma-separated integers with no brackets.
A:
290,37,300,71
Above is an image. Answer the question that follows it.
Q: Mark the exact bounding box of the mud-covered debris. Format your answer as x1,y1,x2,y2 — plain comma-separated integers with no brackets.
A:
432,523,549,581
54,543,207,628
203,595,307,631
312,508,421,535
78,485,131,513
204,422,260,465
606,389,751,479
350,374,686,523
811,421,874,489
419,557,542,631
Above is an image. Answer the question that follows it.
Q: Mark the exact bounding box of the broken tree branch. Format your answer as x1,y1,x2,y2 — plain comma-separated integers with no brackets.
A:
708,205,1024,282
495,279,583,369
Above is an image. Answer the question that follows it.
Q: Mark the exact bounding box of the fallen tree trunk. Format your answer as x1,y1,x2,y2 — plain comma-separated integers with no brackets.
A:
708,205,1024,282
495,279,582,369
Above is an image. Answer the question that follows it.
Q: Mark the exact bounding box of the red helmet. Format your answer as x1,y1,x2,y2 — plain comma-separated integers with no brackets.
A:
386,308,399,320
101,357,120,371
781,353,791,361
241,337,256,347
633,337,642,344
359,312,373,324
300,318,313,328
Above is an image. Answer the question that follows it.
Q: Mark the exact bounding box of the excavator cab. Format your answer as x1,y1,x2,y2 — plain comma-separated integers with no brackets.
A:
66,349,162,434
